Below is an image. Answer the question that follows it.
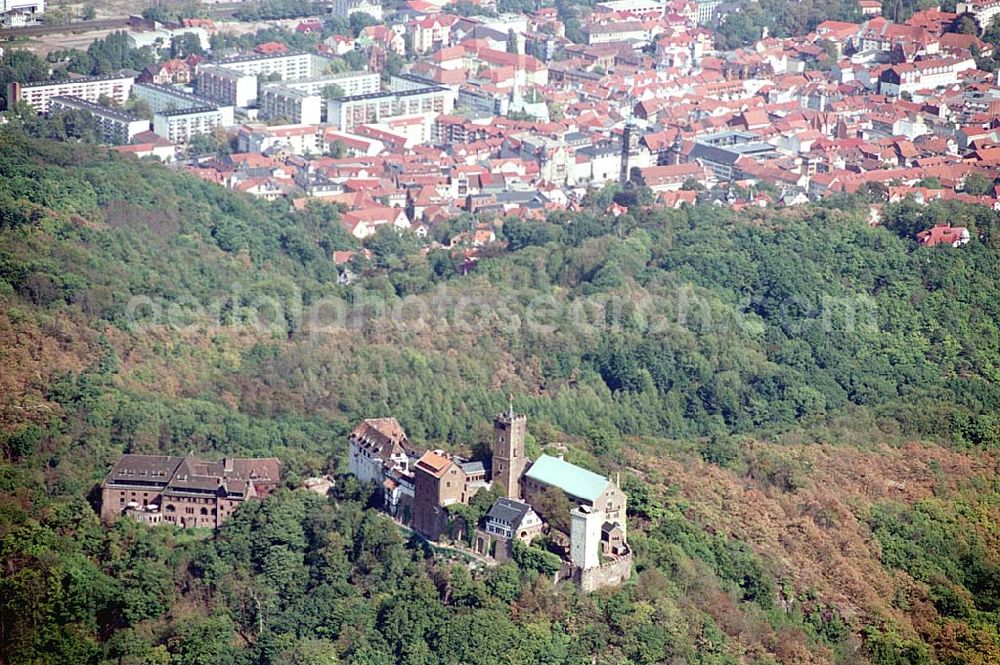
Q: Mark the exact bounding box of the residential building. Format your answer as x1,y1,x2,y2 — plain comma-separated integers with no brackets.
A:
917,224,971,246
474,497,543,560
695,0,720,23
49,96,150,144
132,82,235,126
326,85,455,132
8,74,135,115
204,51,313,81
100,453,280,528
342,206,412,237
139,59,194,86
327,0,383,21
583,21,649,46
595,0,666,19
410,15,457,54
456,83,510,117
280,71,382,97
153,106,224,143
197,65,259,107
634,162,711,191
259,86,323,124
238,123,324,155
878,57,976,97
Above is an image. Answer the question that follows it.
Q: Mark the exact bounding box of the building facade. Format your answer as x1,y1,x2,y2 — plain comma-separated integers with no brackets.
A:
474,497,543,560
280,71,381,97
259,86,323,124
328,0,383,21
196,66,259,108
49,96,150,144
205,51,313,80
100,454,280,528
132,82,234,125
412,451,467,541
9,74,134,115
326,86,454,132
153,106,224,143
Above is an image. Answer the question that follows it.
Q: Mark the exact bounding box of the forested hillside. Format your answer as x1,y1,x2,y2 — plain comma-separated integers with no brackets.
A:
2,133,1000,664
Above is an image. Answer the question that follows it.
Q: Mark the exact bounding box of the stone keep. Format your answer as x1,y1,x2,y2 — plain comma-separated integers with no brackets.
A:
492,411,527,499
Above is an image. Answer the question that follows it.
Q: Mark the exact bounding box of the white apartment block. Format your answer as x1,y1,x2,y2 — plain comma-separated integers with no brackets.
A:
196,66,259,107
583,21,650,45
326,86,454,133
258,86,323,125
9,74,134,115
49,96,150,144
131,82,235,126
281,71,381,97
204,52,313,81
327,0,383,21
595,0,666,19
153,106,223,143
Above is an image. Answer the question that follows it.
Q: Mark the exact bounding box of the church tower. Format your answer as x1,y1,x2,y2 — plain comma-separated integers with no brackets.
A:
492,402,527,500
619,120,635,184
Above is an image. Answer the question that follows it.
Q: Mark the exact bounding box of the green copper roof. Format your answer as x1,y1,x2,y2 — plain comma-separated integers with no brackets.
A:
524,454,610,503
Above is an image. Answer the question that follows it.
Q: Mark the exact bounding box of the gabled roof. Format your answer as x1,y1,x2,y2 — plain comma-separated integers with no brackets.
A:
415,451,456,478
524,454,610,503
486,497,534,525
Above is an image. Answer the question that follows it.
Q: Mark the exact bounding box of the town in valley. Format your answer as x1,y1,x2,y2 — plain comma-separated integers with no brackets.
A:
4,0,999,260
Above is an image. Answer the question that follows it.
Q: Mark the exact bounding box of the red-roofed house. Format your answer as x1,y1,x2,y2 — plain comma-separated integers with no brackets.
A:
360,25,405,56
410,14,459,54
634,163,711,192
342,207,411,239
917,224,970,247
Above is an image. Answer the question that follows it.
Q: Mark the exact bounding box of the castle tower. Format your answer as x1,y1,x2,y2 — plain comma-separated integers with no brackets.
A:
492,406,527,500
570,505,602,571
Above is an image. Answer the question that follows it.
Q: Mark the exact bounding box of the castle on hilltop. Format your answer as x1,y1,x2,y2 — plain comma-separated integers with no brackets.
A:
347,407,632,591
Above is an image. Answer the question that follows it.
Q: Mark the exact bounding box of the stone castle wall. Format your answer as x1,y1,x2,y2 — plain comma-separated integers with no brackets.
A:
575,551,633,593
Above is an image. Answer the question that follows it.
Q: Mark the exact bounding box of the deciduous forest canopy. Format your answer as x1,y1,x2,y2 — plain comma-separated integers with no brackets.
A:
2,133,1000,664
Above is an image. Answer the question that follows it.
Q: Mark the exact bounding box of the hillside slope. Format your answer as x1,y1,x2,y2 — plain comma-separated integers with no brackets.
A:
2,134,1000,664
